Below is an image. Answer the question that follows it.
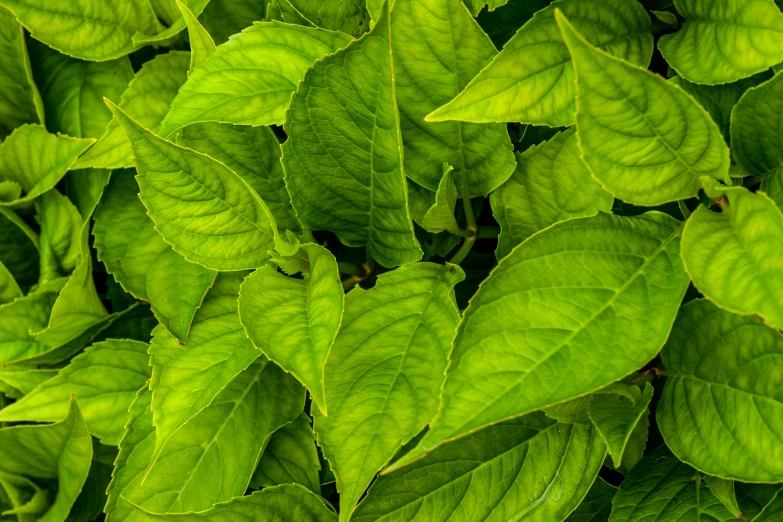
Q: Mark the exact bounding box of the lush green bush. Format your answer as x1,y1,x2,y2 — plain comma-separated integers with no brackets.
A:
0,0,782,520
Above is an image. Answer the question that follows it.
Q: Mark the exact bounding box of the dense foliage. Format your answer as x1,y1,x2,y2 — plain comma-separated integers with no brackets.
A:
0,0,782,521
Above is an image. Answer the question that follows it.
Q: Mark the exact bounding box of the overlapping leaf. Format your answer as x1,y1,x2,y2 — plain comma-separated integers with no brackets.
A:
252,414,321,493
0,7,42,138
731,71,783,177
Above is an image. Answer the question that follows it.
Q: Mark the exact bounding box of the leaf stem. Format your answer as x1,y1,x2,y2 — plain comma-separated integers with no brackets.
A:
341,257,374,291
449,196,477,265
678,201,691,219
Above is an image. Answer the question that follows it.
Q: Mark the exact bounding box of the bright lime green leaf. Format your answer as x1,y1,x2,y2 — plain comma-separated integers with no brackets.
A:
657,299,783,482
566,478,617,522
0,207,39,292
283,5,422,268
314,262,464,522
0,125,94,207
148,273,260,456
658,0,783,85
29,40,133,139
353,413,606,522
557,11,730,205
0,368,55,399
393,212,689,469
177,122,300,231
0,0,158,61
0,7,43,138
252,414,321,493
0,179,20,201
681,187,783,329
0,260,21,304
158,22,351,136
706,477,742,518
0,400,92,522
609,446,736,522
652,9,679,24
201,0,269,44
391,0,516,197
107,101,279,271
132,0,210,47
94,170,217,343
286,0,367,36
543,396,592,424
763,172,783,211
0,340,151,445
177,0,215,71
0,278,64,364
731,71,783,177
587,383,653,469
115,361,304,518
420,164,460,235
491,128,613,260
427,0,653,127
126,485,336,522
36,189,82,282
239,244,342,415
74,52,191,170
65,168,112,219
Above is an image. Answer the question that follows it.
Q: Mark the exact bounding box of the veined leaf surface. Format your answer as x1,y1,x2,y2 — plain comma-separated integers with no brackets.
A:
565,478,617,522
177,0,216,70
286,0,367,36
252,413,321,493
0,278,64,364
0,7,42,138
731,71,783,177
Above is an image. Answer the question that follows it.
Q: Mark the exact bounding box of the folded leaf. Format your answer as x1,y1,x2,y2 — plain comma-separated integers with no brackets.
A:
427,0,653,127
177,0,215,71
557,10,730,205
94,170,217,343
391,0,516,197
158,22,352,135
0,7,43,138
420,164,461,234
74,51,191,170
252,413,321,493
681,186,783,330
566,478,617,522
314,262,464,522
731,71,783,177
658,299,783,482
239,244,342,414
283,3,422,268
491,128,613,260
658,0,783,85
0,0,159,61
353,413,606,522
394,212,689,468
286,0,367,35
107,101,279,271
0,339,151,445
65,167,112,219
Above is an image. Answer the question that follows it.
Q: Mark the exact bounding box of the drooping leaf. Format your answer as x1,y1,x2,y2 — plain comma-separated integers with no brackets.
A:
705,477,742,519
176,0,215,71
658,0,783,85
391,0,516,197
35,189,82,281
286,0,367,36
239,244,342,414
657,299,783,482
314,262,464,522
0,0,159,61
107,101,279,271
252,413,321,493
158,22,352,135
420,164,461,235
557,11,730,205
731,71,783,177
74,51,191,170
283,4,422,268
0,339,151,445
353,413,606,522
393,212,689,469
681,186,783,330
94,170,217,343
490,128,613,260
427,0,654,128
566,478,617,522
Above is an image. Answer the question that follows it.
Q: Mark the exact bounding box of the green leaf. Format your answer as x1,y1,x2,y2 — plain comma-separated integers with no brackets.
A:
0,400,92,522
353,413,606,522
126,485,337,522
36,189,82,281
705,477,742,519
681,186,783,330
0,339,151,445
200,0,269,44
427,0,654,127
762,172,783,211
283,4,422,268
74,51,191,170
0,125,94,207
557,10,730,205
286,0,367,36
147,273,261,457
94,170,217,343
476,0,552,49
752,491,783,522
587,383,653,469
132,0,210,47
107,101,279,271
68,442,117,522
393,212,689,469
252,413,321,493
177,122,300,232
313,262,464,522
420,164,460,235
158,22,352,136
65,167,112,219
608,446,736,522
239,244,342,414
731,71,783,177
0,7,43,138
0,368,55,400
0,0,159,61
0,208,39,292
490,128,613,260
391,0,516,197
736,483,783,521
29,39,133,139
0,260,22,305
566,478,617,522
176,0,215,71
658,0,783,85
657,299,783,482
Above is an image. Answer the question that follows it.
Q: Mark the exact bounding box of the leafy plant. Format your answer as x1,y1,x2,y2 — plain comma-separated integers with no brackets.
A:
0,0,781,521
